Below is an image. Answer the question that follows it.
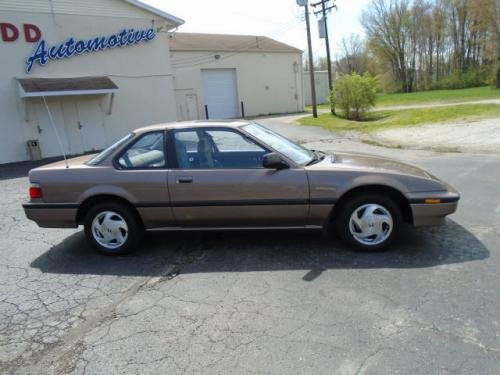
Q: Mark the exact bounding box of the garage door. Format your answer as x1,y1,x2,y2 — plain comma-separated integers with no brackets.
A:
201,69,239,119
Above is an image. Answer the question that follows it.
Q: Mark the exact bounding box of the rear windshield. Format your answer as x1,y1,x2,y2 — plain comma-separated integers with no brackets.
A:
87,133,134,165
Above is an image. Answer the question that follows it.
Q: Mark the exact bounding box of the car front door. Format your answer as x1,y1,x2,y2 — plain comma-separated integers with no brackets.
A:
167,127,310,227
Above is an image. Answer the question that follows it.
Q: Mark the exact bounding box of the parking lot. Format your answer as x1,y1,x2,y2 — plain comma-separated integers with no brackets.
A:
1,118,499,374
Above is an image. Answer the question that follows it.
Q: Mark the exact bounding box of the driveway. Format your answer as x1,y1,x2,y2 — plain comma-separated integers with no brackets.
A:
1,118,499,374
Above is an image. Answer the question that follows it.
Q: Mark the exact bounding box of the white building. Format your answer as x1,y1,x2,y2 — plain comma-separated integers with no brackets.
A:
0,0,183,164
0,2,305,164
170,33,304,121
303,70,331,105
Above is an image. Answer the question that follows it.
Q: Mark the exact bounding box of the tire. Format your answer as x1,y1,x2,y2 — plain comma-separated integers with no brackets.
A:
84,202,142,255
335,193,402,252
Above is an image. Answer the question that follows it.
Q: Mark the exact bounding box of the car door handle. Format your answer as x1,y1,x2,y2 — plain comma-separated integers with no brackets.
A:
177,176,193,184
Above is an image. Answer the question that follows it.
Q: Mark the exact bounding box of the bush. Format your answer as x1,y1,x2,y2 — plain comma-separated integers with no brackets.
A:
430,66,492,90
330,73,378,120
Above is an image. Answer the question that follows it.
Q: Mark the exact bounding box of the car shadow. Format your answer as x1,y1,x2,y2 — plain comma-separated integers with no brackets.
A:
30,219,490,281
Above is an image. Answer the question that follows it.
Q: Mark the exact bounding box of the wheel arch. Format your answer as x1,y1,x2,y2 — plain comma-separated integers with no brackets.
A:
329,185,413,225
76,194,144,228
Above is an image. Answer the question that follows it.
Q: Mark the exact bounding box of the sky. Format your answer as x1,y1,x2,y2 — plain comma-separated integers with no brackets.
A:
143,0,371,60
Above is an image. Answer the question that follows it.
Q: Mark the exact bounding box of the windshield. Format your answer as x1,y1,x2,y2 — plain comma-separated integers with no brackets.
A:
241,122,314,165
87,133,134,165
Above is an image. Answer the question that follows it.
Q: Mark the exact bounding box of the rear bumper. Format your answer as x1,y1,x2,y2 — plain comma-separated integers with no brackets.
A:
23,203,79,228
407,191,460,226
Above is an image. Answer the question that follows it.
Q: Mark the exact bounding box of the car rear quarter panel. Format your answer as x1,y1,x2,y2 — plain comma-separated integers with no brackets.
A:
29,166,175,228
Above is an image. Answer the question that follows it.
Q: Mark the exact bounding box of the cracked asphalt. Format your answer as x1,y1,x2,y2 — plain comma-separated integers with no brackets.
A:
1,118,499,374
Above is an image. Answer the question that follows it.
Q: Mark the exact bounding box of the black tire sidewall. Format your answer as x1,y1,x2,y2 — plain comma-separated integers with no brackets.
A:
336,194,402,252
84,202,141,255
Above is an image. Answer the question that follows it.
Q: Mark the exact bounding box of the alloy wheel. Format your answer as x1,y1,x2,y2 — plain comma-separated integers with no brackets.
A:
91,211,129,250
348,203,393,246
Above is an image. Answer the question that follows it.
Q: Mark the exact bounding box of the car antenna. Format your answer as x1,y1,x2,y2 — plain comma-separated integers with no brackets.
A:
42,96,69,168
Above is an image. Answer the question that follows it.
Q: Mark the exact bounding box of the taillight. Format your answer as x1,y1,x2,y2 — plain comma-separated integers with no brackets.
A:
29,183,43,199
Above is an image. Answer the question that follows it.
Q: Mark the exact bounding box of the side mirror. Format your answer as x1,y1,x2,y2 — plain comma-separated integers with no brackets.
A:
262,152,289,170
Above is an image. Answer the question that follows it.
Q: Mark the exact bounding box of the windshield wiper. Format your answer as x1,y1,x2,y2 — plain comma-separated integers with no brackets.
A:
306,155,318,165
306,150,325,165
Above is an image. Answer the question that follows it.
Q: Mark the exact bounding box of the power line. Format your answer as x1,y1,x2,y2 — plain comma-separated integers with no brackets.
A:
313,38,325,56
170,22,302,68
170,18,304,68
170,37,265,65
170,39,268,67
171,17,302,64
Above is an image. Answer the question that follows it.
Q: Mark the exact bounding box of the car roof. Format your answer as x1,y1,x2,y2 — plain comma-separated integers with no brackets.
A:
135,120,253,133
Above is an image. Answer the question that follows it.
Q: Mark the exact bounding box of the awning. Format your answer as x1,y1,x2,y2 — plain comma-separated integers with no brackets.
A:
17,76,118,98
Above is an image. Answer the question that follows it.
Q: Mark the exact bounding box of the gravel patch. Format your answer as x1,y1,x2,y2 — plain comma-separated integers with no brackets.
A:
370,118,500,154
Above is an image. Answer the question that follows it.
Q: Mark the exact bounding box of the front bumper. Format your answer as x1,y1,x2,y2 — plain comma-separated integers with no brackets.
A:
23,203,79,228
406,190,460,226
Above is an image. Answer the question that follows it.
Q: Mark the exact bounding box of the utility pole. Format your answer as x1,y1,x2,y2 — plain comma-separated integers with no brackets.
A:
302,2,318,118
312,0,334,91
312,0,336,113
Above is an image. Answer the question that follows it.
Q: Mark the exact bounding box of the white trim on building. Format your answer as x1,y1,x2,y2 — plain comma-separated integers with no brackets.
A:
19,88,119,98
124,0,185,25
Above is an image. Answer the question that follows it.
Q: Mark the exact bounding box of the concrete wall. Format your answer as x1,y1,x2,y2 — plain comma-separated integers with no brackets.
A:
171,50,304,120
303,70,331,106
0,2,177,163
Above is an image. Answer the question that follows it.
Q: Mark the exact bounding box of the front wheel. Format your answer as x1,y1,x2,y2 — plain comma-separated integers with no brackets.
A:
84,202,142,255
336,194,402,251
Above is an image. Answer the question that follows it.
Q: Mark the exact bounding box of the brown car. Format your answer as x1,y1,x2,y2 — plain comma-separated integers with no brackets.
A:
23,121,459,254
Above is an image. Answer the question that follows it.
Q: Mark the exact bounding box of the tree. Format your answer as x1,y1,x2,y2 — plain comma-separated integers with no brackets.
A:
361,0,497,92
335,34,369,75
330,73,378,120
471,0,500,88
362,0,416,92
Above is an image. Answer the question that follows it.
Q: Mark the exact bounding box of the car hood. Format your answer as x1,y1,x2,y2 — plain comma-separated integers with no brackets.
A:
310,152,439,180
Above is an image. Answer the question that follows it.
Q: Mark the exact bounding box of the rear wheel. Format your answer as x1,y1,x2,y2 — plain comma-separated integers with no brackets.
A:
335,194,402,251
84,202,142,255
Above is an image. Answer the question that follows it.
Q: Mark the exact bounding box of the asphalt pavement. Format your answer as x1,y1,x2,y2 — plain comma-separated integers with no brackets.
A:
1,117,499,374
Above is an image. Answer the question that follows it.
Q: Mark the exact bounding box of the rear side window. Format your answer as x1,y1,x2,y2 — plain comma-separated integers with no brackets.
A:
117,132,166,169
87,133,133,165
174,131,199,152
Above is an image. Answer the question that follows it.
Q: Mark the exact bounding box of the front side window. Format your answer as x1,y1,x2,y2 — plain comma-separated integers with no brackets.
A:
205,130,264,152
174,128,267,169
242,122,314,165
117,132,165,169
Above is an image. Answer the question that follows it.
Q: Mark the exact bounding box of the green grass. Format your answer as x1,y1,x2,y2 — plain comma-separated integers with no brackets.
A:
297,104,500,134
306,86,500,111
376,86,500,107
